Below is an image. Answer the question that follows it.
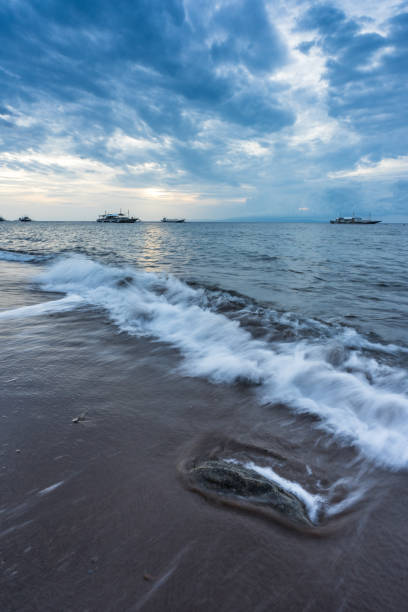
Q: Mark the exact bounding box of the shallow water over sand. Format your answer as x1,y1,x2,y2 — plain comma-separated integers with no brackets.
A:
1,222,408,610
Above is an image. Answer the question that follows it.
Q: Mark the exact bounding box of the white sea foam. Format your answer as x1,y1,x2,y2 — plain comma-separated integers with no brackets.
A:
38,481,64,496
228,459,324,524
325,477,368,518
25,254,408,470
0,295,84,319
340,327,408,355
226,459,366,522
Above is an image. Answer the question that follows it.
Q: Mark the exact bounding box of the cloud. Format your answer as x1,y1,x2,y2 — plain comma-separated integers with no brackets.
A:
329,155,408,179
298,3,408,151
0,0,298,217
0,0,293,134
0,0,407,219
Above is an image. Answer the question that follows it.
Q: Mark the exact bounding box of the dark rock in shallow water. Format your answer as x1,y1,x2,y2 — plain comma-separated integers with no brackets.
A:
188,460,312,527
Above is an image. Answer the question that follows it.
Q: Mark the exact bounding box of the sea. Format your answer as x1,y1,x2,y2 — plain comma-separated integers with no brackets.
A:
1,220,408,611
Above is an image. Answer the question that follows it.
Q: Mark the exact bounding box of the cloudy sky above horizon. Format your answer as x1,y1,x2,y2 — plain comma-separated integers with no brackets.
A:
1,0,407,220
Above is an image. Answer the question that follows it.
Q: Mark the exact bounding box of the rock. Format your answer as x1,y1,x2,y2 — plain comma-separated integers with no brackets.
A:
117,276,133,287
188,460,312,526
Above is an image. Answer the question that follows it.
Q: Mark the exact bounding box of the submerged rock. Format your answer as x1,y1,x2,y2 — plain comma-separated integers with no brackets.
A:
188,460,312,527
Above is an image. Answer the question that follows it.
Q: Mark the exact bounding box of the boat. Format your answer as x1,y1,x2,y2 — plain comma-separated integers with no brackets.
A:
330,215,381,224
161,217,185,223
97,210,140,223
19,216,32,222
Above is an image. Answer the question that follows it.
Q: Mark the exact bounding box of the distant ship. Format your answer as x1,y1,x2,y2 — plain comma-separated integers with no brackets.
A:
97,211,140,223
330,216,381,224
161,217,185,223
19,216,32,222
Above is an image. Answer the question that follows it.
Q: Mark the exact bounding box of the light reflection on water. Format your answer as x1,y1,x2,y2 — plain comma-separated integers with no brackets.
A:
0,221,407,343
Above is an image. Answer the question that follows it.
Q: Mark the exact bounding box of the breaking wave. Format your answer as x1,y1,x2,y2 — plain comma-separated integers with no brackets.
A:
0,295,84,319
0,249,47,263
14,254,408,470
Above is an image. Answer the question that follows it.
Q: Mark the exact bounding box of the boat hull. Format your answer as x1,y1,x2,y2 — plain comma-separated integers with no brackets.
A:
330,220,381,224
97,212,140,223
98,219,138,223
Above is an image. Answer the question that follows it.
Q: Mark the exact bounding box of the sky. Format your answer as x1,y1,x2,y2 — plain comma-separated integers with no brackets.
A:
0,0,407,221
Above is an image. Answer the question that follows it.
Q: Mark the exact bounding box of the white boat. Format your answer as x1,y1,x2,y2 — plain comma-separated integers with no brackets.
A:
330,216,381,224
19,216,32,222
161,217,185,223
97,210,140,223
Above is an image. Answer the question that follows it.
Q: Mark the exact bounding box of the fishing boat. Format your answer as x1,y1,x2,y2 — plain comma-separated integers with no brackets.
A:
19,216,32,222
161,217,185,223
97,210,140,223
330,215,381,224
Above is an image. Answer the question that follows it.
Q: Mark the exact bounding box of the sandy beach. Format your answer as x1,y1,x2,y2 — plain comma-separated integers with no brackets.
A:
2,295,408,611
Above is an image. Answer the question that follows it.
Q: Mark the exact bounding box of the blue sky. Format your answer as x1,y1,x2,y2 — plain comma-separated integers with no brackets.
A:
0,0,407,220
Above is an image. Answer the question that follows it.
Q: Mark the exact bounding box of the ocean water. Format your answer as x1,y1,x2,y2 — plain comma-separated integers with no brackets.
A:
1,221,407,339
1,221,408,610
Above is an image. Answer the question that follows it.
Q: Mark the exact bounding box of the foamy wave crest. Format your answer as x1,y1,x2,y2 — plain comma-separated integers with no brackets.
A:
35,255,408,470
0,296,84,319
340,327,408,355
0,249,39,262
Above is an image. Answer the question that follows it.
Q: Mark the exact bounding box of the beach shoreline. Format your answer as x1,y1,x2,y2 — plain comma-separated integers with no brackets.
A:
1,304,408,611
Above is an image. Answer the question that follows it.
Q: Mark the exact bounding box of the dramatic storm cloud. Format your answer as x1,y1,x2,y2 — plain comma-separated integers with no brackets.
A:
0,0,407,220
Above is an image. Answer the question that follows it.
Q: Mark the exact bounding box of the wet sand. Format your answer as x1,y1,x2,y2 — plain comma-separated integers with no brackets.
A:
1,306,408,611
